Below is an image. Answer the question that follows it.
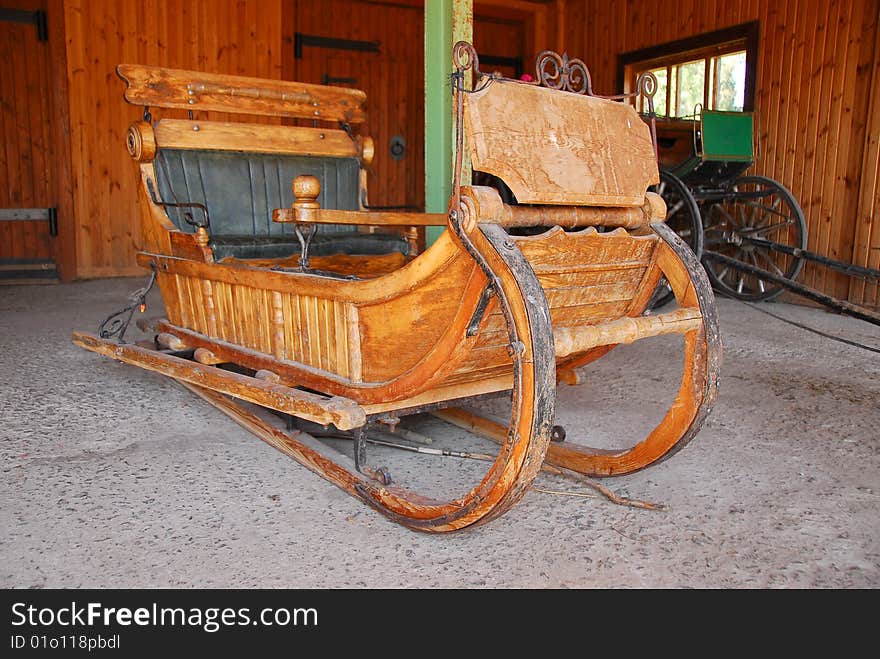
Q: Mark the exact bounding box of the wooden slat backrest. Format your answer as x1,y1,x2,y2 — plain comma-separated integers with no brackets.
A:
117,64,367,124
463,81,658,206
152,120,361,158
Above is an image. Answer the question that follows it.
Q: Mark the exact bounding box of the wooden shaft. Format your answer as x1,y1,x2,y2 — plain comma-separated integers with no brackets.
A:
553,308,703,358
492,200,659,230
156,331,186,350
273,207,447,226
193,347,223,365
72,331,366,430
462,186,665,230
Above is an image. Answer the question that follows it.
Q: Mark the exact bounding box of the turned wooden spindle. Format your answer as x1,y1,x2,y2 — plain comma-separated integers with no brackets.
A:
292,175,321,223
275,175,321,269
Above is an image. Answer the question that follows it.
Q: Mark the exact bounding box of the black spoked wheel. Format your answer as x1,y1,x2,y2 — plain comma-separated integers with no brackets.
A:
701,175,807,301
647,169,703,309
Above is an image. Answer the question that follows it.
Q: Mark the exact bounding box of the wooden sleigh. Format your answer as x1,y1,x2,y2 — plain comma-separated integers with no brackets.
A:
73,43,721,532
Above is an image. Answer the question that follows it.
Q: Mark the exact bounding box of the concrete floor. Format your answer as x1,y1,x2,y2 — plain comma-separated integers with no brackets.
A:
1,277,878,588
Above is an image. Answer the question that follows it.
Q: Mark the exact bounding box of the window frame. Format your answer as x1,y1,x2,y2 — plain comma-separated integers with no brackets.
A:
617,21,759,117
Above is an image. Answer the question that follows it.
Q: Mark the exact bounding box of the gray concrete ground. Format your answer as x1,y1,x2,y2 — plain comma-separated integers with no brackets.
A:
1,277,878,588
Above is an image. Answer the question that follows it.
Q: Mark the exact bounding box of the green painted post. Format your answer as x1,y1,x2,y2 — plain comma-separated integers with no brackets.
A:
424,0,472,247
424,1,452,247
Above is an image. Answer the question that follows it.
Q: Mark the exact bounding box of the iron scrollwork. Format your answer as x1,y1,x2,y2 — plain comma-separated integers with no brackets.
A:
451,39,657,107
450,41,660,167
98,265,157,342
534,50,593,95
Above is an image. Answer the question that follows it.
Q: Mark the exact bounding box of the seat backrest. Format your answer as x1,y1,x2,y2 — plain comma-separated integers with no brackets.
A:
699,109,754,162
462,73,659,207
154,149,360,237
117,64,377,244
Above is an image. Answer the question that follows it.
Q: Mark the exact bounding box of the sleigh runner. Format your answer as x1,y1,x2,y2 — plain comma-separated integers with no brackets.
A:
73,43,721,532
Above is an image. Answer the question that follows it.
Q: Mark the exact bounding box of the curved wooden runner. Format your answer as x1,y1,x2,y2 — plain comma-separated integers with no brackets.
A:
434,222,721,477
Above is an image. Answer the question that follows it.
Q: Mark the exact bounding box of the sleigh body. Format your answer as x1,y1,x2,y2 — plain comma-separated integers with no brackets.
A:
74,45,721,532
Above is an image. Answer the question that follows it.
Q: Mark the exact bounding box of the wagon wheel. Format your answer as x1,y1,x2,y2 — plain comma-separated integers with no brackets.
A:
647,170,704,310
701,175,807,301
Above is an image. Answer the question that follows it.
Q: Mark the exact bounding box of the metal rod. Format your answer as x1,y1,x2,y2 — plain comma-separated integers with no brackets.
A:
366,437,495,461
703,250,880,326
743,236,880,282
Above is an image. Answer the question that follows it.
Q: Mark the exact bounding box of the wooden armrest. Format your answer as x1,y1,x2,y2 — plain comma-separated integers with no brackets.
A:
274,175,445,227
273,207,446,226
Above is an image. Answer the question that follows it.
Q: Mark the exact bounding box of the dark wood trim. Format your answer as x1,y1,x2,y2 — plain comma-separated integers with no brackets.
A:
46,0,75,281
617,21,760,112
480,54,523,79
0,7,47,40
294,33,381,58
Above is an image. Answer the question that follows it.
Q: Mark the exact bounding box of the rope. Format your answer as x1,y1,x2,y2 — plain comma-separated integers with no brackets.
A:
734,298,880,354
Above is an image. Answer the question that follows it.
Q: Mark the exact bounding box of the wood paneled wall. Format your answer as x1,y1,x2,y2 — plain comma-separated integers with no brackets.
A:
562,0,880,307
63,0,284,278
0,1,55,262
290,0,425,211
63,0,880,306
0,0,74,278
59,0,550,278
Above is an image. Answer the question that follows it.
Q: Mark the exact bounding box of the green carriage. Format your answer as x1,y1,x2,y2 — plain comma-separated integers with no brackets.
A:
650,107,807,305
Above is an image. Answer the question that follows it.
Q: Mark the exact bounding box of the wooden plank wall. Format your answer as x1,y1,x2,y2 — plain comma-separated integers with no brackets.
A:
0,0,73,280
474,13,527,78
60,0,552,277
0,0,54,262
289,0,425,211
63,0,284,278
562,0,880,307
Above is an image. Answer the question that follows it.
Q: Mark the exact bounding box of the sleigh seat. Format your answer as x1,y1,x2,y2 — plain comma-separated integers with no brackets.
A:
116,65,416,277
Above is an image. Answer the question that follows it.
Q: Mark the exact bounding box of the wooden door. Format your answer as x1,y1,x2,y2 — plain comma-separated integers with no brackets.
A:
325,56,418,210
0,5,57,283
474,13,527,80
292,0,424,211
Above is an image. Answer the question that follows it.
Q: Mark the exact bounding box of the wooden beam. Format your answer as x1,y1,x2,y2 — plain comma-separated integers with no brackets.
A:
46,0,76,281
116,64,367,123
72,331,366,430
553,307,703,358
154,120,360,158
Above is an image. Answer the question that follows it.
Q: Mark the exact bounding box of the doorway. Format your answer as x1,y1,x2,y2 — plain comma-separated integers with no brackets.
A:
0,6,58,283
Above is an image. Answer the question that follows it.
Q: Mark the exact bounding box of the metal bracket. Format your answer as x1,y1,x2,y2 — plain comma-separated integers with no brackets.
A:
294,223,318,270
322,74,357,86
352,425,392,485
466,284,495,337
294,33,380,58
0,8,47,41
353,426,367,472
146,179,210,230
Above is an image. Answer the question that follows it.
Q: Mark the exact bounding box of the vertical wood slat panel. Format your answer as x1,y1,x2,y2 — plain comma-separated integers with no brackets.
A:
0,2,55,261
173,281,357,378
801,1,832,294
845,2,879,307
849,6,880,307
569,0,879,307
63,0,284,278
824,1,863,300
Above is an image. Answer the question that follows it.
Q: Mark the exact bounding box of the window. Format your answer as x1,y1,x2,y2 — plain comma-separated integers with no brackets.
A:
618,22,758,118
